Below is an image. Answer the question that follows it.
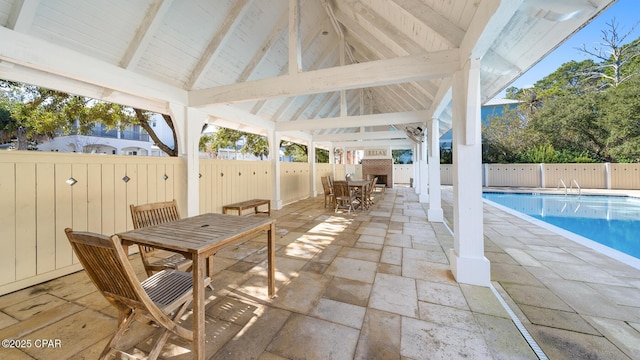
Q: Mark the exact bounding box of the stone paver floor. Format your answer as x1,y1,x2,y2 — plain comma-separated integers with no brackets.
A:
1,186,638,359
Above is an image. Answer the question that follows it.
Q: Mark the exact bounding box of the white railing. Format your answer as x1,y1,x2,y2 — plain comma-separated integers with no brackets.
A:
556,178,581,196
569,178,582,196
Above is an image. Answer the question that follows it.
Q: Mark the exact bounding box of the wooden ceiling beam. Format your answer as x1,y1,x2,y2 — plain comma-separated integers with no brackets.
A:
189,49,459,106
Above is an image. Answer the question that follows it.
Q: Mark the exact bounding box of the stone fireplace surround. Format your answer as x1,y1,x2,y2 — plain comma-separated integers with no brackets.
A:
361,158,393,188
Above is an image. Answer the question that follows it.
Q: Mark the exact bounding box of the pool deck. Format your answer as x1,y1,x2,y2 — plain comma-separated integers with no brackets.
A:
0,186,638,359
475,186,640,359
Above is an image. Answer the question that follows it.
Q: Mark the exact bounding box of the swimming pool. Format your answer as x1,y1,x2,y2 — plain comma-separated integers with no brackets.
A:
482,192,640,261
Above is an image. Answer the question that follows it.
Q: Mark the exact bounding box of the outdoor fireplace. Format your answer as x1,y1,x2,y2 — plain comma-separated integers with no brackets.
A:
372,174,388,186
362,158,393,188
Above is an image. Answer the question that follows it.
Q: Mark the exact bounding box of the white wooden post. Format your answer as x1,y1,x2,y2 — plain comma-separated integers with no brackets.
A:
427,117,443,222
450,58,490,286
170,103,206,217
309,141,317,197
268,130,283,210
418,140,429,202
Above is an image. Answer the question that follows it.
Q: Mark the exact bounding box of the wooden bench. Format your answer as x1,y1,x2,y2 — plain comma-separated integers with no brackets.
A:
223,199,271,216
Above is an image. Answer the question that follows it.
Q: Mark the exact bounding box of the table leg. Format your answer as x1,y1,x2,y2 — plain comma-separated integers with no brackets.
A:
192,256,206,360
268,222,275,297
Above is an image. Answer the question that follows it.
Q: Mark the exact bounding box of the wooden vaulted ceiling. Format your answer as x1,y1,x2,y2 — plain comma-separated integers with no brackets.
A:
0,0,616,150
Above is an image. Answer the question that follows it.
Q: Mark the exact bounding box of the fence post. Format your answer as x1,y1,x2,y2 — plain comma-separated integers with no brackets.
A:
540,163,545,188
483,163,489,187
605,162,611,189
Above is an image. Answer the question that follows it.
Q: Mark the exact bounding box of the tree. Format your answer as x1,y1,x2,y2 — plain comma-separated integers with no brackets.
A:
281,140,307,162
578,19,640,88
0,80,178,155
532,60,601,96
392,149,412,164
482,106,540,163
315,148,329,163
602,76,640,162
529,90,610,161
493,19,640,163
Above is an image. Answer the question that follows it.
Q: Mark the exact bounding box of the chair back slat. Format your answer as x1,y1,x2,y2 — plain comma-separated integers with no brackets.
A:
321,176,332,195
332,180,350,197
129,200,190,277
65,228,194,358
65,229,144,307
130,200,180,229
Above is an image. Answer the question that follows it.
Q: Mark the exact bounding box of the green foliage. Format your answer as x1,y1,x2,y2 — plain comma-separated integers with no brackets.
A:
201,127,316,162
487,19,640,164
520,144,596,163
392,149,413,164
440,148,452,164
200,127,270,159
0,80,177,155
482,106,540,163
315,148,329,163
522,144,557,163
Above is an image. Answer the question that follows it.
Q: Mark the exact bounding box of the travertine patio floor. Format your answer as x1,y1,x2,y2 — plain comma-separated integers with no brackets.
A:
1,186,638,359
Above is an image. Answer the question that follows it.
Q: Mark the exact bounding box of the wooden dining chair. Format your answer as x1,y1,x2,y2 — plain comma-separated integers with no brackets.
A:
130,200,192,277
64,228,193,360
333,180,357,213
365,176,377,207
321,176,334,208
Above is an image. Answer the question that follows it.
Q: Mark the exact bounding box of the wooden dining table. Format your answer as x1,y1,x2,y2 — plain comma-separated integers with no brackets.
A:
118,213,276,360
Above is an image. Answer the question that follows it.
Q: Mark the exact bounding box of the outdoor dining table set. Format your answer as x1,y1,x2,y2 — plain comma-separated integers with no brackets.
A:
64,200,276,360
322,175,378,213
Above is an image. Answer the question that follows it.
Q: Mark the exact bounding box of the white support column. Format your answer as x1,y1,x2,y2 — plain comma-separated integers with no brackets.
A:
418,140,429,202
427,118,443,222
449,58,490,287
169,103,206,217
329,144,336,178
268,129,283,210
309,141,317,197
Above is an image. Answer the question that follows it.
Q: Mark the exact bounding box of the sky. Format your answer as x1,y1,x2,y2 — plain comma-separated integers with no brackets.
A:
494,0,638,98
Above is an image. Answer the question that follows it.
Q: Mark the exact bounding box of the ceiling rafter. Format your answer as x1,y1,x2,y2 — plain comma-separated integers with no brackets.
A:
390,0,465,48
250,18,329,115
335,8,436,110
342,0,424,55
120,0,172,70
272,41,339,121
7,0,39,31
309,92,337,119
185,0,253,89
237,13,288,82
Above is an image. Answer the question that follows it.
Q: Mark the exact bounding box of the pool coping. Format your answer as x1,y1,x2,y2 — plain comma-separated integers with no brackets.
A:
482,196,640,271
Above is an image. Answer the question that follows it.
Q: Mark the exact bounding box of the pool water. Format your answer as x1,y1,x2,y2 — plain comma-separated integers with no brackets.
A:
483,192,640,260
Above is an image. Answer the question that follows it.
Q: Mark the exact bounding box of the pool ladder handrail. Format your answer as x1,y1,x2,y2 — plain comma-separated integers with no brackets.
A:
569,178,582,196
557,178,581,196
557,179,567,195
